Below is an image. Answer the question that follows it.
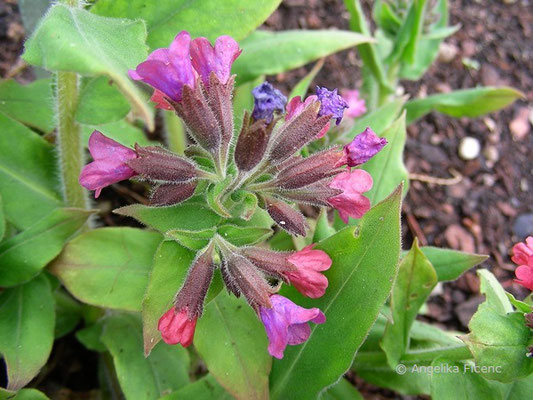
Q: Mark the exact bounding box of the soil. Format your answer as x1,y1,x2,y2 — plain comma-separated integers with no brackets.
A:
1,0,532,399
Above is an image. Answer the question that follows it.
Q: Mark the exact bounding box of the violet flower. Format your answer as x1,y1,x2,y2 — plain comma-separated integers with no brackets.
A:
260,294,325,359
79,131,137,198
286,245,332,298
340,127,388,167
340,89,366,119
512,236,533,291
316,86,348,126
158,307,197,347
252,82,287,123
328,169,373,223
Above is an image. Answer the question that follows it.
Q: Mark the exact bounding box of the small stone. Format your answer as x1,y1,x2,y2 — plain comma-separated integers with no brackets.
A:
483,145,499,163
458,137,481,160
513,213,533,239
521,179,529,192
444,224,476,253
481,174,496,187
438,42,458,63
510,107,531,141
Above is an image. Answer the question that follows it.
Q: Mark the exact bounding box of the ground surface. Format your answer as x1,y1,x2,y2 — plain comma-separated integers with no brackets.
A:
1,0,532,399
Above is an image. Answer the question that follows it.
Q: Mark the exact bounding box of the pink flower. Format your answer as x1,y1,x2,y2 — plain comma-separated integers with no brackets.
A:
286,245,332,298
340,89,366,119
339,127,387,167
129,31,241,103
158,307,197,347
79,131,137,198
285,95,330,138
328,169,373,223
259,295,325,359
512,237,533,291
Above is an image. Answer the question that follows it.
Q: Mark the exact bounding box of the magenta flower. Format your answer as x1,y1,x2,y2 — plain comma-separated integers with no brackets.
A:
129,31,240,103
339,127,388,167
158,307,197,347
341,89,366,119
129,31,195,102
260,294,325,359
512,236,533,291
286,245,332,298
190,35,241,86
79,131,137,198
285,95,330,138
252,82,287,123
328,169,373,223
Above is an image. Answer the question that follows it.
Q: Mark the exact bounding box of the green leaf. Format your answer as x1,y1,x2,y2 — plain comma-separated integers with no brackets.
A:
0,388,50,400
76,76,131,125
91,0,281,49
207,179,233,218
23,4,154,130
270,185,402,400
49,227,162,311
506,292,533,313
160,374,232,400
75,322,106,353
417,246,488,282
289,59,325,99
430,359,501,400
115,200,222,234
54,289,82,339
142,241,195,355
361,112,408,206
229,190,258,221
233,30,373,82
0,208,93,287
217,224,272,246
0,195,5,242
321,378,364,400
82,119,155,148
461,269,533,382
166,227,216,251
381,239,438,367
502,373,533,400
312,209,336,242
101,312,190,399
0,274,55,390
195,292,271,400
355,364,431,396
0,79,54,132
0,114,61,230
405,87,524,124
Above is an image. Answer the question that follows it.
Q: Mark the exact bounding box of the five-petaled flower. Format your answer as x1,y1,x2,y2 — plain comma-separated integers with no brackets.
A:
512,236,533,291
158,308,197,347
260,294,326,359
341,89,366,119
286,245,332,298
328,169,373,223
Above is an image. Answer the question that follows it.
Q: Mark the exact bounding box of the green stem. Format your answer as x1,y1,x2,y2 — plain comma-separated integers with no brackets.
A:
164,112,186,155
56,70,88,210
353,344,472,368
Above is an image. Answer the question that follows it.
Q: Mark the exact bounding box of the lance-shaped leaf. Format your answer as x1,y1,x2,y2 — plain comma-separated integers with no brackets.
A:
100,312,190,400
321,378,364,400
430,359,501,400
0,208,93,287
218,224,272,247
166,227,217,251
380,239,438,368
0,114,61,230
233,30,373,83
0,274,55,391
361,112,408,206
92,0,281,50
195,292,271,400
270,185,402,400
461,269,533,382
0,195,5,242
0,79,54,133
418,246,487,282
0,388,50,400
23,4,154,130
142,241,195,355
49,227,162,311
115,200,222,234
160,374,233,400
405,87,524,124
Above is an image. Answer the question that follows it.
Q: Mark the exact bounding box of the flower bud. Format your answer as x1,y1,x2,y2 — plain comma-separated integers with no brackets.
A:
252,82,287,123
340,127,387,167
158,308,197,347
150,182,197,206
316,86,348,125
264,196,308,236
241,247,296,280
234,115,270,172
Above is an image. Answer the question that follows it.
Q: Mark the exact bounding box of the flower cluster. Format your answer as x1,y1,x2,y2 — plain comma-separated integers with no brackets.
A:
79,31,386,358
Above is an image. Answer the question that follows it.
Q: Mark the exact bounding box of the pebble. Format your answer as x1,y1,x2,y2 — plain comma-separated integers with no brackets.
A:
438,42,458,63
512,213,533,239
458,136,481,160
510,107,531,141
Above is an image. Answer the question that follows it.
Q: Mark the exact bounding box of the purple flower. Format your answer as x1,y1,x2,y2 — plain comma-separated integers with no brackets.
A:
252,82,287,123
129,31,195,102
260,294,325,359
340,127,388,167
316,86,348,125
190,35,241,86
340,89,367,119
79,131,138,198
129,31,241,103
